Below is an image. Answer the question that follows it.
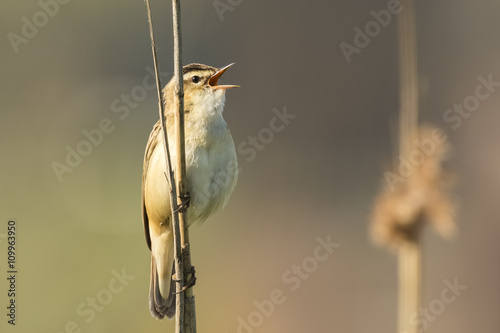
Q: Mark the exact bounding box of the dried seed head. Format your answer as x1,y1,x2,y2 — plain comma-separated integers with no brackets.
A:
370,126,456,250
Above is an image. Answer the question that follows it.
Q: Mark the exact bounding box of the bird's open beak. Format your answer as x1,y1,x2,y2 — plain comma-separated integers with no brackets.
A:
209,63,240,90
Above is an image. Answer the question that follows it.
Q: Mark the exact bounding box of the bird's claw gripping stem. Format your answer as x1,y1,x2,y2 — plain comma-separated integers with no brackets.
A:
173,266,197,294
174,192,191,213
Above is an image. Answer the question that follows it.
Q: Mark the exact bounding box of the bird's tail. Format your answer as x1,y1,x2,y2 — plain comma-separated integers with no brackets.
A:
149,256,176,319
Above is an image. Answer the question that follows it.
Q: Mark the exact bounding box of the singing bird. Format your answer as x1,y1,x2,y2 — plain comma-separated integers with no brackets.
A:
142,63,239,319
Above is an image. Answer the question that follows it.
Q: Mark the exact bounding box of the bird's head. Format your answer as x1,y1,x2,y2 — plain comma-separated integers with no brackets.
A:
163,63,239,115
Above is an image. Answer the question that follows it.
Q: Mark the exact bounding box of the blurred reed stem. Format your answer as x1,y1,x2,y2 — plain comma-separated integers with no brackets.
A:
397,1,420,332
398,239,421,333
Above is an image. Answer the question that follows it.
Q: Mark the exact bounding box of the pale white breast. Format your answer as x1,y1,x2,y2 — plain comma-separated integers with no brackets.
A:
185,129,238,223
183,105,238,224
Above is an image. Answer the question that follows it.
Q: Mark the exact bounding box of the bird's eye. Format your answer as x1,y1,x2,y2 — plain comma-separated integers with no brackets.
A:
191,76,200,83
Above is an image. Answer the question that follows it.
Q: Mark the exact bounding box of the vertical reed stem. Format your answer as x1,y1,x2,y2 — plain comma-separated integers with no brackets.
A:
397,1,421,332
171,0,197,332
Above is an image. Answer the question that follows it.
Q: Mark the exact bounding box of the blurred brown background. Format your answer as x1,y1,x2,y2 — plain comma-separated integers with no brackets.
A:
1,0,499,332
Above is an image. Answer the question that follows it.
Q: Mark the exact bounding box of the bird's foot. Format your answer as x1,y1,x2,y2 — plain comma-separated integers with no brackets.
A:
173,266,197,294
184,265,197,289
174,192,191,213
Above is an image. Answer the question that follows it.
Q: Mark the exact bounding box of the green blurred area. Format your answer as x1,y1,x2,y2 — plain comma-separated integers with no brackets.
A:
1,0,500,332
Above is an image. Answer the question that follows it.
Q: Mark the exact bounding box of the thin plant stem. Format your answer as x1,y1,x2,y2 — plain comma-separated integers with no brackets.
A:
397,1,421,332
144,0,188,331
171,0,197,332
